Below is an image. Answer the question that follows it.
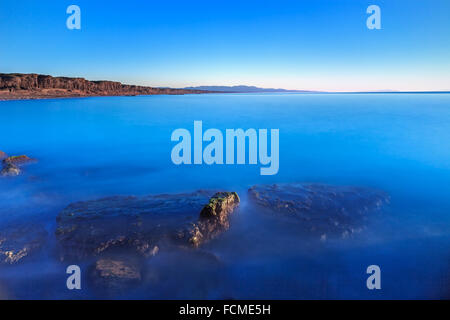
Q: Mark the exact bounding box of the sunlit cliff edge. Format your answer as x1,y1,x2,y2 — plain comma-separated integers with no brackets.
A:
0,73,211,100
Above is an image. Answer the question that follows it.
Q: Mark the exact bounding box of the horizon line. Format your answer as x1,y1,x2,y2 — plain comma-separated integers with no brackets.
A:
1,73,449,94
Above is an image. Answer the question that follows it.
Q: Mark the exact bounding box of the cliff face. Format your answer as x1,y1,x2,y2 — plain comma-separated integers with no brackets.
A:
0,73,208,100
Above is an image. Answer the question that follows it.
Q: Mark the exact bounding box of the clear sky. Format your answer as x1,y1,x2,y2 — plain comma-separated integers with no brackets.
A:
1,0,449,91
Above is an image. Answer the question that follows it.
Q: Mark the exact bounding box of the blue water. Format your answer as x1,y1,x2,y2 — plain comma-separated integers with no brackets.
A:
0,93,449,299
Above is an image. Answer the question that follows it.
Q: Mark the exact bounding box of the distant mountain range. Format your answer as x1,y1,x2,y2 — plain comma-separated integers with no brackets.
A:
184,86,450,94
183,85,318,93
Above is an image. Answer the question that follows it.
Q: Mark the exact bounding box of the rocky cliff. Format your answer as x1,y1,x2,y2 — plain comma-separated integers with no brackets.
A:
0,73,209,100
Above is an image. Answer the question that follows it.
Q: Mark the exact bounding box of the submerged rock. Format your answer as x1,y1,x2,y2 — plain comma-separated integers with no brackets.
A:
248,183,389,239
91,258,142,291
0,224,47,265
0,151,6,160
0,163,21,176
55,191,239,260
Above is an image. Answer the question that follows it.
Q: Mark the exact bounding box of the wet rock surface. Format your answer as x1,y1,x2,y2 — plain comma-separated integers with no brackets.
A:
0,224,48,265
192,192,240,247
248,183,389,238
1,154,36,177
55,191,239,260
91,258,142,291
1,163,21,176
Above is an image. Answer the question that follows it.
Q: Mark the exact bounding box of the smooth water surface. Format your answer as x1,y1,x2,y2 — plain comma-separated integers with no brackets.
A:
0,93,449,299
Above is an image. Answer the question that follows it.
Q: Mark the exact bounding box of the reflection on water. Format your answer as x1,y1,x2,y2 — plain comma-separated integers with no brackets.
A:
0,93,449,299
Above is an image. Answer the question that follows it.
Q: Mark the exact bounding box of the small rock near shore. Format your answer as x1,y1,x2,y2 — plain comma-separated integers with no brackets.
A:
248,183,389,239
191,192,240,247
91,258,142,291
3,155,35,165
0,224,47,265
0,163,21,176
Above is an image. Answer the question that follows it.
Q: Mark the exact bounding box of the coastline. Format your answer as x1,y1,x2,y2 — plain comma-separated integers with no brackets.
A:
0,73,212,102
0,90,213,102
2,73,448,102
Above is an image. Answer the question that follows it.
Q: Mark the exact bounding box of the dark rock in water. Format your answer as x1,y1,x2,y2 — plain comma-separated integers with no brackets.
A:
0,151,7,160
248,183,389,239
0,224,47,265
2,155,35,165
0,163,21,176
91,258,142,291
84,191,239,292
192,192,240,247
1,155,35,176
55,191,239,260
90,248,223,294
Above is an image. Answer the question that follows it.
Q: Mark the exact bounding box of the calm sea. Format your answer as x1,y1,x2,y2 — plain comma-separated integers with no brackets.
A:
0,93,449,299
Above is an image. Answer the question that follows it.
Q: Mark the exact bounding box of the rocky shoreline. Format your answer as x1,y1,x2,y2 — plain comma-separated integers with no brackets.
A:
0,73,213,101
0,148,391,292
0,181,389,291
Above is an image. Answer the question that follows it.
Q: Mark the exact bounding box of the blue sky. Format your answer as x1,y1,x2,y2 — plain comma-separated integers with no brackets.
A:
1,0,449,91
